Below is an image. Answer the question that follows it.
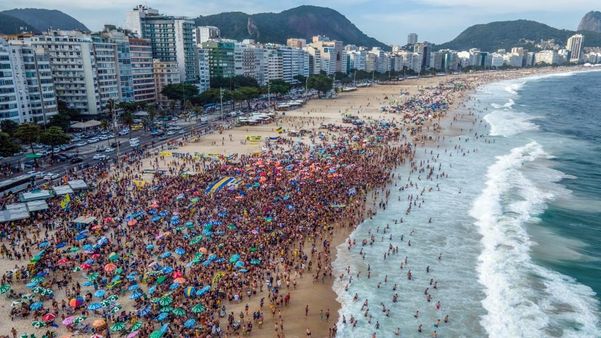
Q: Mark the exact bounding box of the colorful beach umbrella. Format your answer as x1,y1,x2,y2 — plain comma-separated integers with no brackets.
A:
191,303,205,313
110,322,125,332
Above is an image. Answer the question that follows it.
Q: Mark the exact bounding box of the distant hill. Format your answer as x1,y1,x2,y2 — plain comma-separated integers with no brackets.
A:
436,20,601,51
195,5,388,49
0,8,88,33
0,13,38,34
578,11,601,33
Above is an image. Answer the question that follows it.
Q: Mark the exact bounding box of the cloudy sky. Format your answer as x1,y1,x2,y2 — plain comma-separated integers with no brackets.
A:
0,0,598,44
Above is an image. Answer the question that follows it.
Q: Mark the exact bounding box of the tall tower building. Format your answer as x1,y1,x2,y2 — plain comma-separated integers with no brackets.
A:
566,34,584,64
407,33,418,45
126,5,198,83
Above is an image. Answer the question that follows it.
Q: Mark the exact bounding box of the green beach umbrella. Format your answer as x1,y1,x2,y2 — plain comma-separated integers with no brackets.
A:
110,321,125,332
160,306,173,313
31,321,46,328
107,294,119,302
191,303,205,313
31,276,45,284
149,330,163,338
74,315,87,324
130,321,143,331
69,246,80,253
0,284,11,294
151,297,161,304
189,235,203,245
156,276,167,284
172,307,186,317
158,296,172,306
100,299,111,307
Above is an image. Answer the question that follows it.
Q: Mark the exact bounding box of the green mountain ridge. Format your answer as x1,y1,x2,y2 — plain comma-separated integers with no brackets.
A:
195,5,388,49
0,8,88,34
436,19,601,51
0,13,38,34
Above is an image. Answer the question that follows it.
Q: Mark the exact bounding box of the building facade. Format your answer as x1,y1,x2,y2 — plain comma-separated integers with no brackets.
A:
31,30,120,116
566,34,584,63
129,38,156,103
153,59,180,103
0,38,58,123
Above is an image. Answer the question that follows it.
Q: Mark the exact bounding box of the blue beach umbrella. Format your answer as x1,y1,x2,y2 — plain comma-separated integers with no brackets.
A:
87,303,102,311
184,318,196,329
94,290,106,298
175,248,185,256
160,251,171,259
128,284,139,291
30,301,43,311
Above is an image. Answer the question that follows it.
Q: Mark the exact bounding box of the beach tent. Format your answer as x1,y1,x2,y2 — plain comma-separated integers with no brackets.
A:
20,190,53,202
0,208,30,223
53,185,74,196
26,200,49,212
71,120,101,129
68,180,88,191
71,216,97,225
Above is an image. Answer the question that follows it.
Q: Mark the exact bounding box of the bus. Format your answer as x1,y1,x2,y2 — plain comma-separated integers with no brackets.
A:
0,174,35,197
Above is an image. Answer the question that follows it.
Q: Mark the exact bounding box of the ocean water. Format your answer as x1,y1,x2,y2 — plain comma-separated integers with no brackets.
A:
333,70,601,338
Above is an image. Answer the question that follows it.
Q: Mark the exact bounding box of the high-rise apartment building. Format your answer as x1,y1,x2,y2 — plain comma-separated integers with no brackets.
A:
0,38,58,123
96,27,133,102
126,6,198,83
566,34,584,64
407,33,418,45
129,38,156,103
31,30,120,116
197,48,211,93
153,59,180,103
308,36,347,75
203,40,235,79
287,38,306,49
194,26,220,45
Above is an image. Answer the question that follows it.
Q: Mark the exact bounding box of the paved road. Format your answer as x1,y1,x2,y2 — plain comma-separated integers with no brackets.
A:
2,112,229,186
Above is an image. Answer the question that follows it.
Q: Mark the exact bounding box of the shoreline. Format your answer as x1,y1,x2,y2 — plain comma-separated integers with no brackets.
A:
0,67,592,338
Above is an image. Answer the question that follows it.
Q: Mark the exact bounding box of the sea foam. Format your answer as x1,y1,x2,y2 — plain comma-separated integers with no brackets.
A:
470,141,600,337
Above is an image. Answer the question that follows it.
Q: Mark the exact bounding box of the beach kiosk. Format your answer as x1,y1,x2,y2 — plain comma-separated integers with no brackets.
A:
19,189,53,202
68,180,88,191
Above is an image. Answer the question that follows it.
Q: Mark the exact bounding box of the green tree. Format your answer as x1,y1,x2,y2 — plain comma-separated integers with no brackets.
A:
0,120,18,136
161,83,200,108
293,75,307,88
267,80,291,96
120,111,135,137
14,123,41,156
307,74,334,98
0,131,20,157
39,126,71,157
210,75,259,90
230,86,260,110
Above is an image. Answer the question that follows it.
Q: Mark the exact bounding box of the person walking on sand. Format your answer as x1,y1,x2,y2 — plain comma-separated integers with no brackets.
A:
305,304,309,317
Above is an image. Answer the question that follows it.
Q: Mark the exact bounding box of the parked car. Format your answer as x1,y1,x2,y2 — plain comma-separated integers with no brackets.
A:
70,157,84,164
92,154,108,160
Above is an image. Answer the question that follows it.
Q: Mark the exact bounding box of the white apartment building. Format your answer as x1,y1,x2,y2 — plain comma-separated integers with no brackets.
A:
308,36,347,75
129,38,156,103
197,48,210,93
490,53,505,68
347,49,367,71
566,34,584,64
126,6,198,83
31,30,120,116
534,50,560,65
279,46,310,84
194,26,220,45
264,48,282,83
153,59,180,103
0,38,58,123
